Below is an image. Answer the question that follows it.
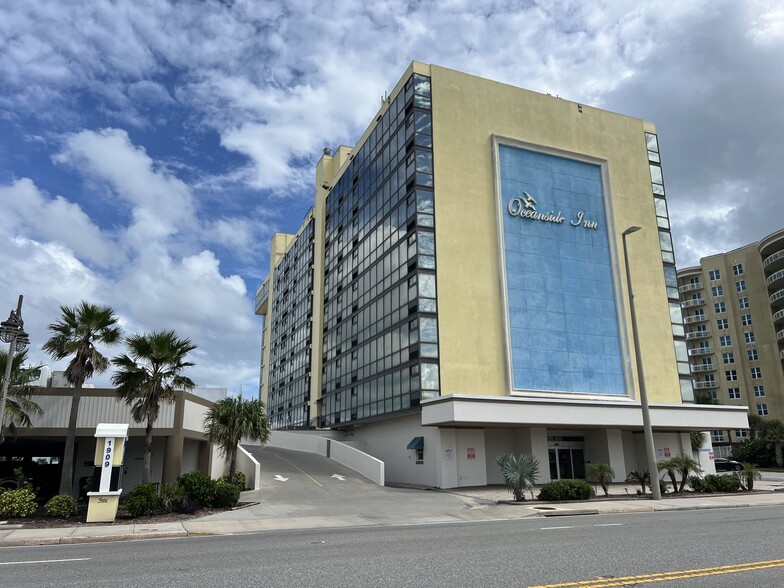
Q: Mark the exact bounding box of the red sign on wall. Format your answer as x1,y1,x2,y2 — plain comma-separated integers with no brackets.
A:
467,448,476,460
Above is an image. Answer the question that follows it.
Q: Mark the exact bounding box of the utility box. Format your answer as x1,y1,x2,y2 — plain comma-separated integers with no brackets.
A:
86,423,128,523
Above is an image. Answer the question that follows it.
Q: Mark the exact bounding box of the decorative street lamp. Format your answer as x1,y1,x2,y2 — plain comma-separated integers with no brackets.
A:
0,295,31,436
621,227,661,500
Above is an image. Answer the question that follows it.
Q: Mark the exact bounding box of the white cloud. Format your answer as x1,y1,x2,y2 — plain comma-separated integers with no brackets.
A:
0,178,118,268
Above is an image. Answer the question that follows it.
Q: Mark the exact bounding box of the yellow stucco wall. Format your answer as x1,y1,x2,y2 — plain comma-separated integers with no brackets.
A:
429,64,681,403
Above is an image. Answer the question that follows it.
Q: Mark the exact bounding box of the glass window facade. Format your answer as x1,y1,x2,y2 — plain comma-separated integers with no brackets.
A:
267,219,315,428
319,73,437,426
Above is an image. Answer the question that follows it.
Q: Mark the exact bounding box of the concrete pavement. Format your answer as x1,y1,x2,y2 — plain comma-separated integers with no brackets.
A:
2,472,784,547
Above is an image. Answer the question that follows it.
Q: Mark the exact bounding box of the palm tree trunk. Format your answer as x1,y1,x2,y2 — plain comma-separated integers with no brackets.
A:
228,448,237,483
144,419,153,483
58,384,83,495
776,442,783,468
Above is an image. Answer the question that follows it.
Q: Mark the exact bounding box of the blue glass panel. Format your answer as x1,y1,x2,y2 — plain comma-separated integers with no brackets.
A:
499,145,626,395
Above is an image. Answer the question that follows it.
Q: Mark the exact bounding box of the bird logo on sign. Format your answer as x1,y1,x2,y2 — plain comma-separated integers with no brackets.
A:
522,191,537,210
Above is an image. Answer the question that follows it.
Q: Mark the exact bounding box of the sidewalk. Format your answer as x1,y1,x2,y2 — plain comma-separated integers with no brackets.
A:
3,480,784,548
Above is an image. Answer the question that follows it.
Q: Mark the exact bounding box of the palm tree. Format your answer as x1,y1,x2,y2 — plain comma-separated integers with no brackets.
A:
586,463,615,496
496,453,539,501
738,462,761,491
204,395,271,484
671,455,702,492
0,349,43,443
112,330,196,483
43,301,121,495
762,419,784,467
747,414,766,440
657,459,679,494
625,470,650,495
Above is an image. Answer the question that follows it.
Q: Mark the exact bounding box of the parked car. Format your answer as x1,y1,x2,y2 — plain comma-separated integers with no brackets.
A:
714,457,742,471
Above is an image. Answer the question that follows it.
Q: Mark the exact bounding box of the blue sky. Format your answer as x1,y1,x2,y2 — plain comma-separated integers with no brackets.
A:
1,0,782,393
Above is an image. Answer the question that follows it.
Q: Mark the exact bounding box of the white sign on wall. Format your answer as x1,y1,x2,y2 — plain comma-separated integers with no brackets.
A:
99,437,114,493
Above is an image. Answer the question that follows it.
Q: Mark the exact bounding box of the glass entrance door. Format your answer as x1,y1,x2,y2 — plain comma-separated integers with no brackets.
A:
548,447,586,480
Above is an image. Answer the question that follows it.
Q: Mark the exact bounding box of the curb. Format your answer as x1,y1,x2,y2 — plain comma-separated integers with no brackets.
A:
2,531,188,547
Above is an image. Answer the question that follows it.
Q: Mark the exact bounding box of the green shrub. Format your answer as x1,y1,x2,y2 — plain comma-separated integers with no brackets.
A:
731,439,775,468
0,487,38,518
160,482,199,514
176,471,217,507
537,479,595,501
124,482,163,517
213,481,241,509
690,474,742,494
217,471,247,490
44,494,78,518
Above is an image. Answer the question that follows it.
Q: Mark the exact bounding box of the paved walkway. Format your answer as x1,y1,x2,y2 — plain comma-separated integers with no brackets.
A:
2,473,784,547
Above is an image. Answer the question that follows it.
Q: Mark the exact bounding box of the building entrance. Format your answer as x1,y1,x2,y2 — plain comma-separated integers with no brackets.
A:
547,436,585,480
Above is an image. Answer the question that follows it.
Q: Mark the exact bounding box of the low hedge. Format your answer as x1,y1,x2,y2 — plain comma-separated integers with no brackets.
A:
44,494,78,518
690,474,742,494
0,487,38,518
537,479,595,501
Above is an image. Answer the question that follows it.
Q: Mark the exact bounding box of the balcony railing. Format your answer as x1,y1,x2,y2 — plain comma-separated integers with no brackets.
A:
771,289,784,306
777,329,784,342
694,381,719,390
774,309,784,324
686,330,711,340
691,364,716,373
763,249,784,269
688,347,714,356
683,314,708,324
679,282,703,293
682,298,706,308
767,268,784,287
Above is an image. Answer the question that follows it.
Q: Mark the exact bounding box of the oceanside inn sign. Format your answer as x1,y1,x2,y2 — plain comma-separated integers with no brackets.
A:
507,192,598,230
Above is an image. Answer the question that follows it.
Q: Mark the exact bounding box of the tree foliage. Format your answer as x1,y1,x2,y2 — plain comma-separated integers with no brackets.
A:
495,453,539,501
43,301,121,495
112,330,196,483
204,395,270,484
0,349,43,443
586,463,615,496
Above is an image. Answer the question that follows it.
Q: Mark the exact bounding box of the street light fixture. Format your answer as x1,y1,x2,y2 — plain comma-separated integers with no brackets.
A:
0,295,30,437
621,227,661,500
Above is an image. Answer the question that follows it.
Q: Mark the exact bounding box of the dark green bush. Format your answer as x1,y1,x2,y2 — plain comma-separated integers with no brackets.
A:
217,471,247,490
159,482,198,514
0,487,38,518
731,439,775,468
44,494,77,518
537,479,595,501
691,474,742,494
124,482,163,517
213,481,241,509
176,471,217,507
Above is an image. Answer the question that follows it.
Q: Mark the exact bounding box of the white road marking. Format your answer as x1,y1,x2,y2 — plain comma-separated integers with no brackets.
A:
0,558,91,566
594,523,624,527
331,474,346,481
541,526,575,530
273,475,289,482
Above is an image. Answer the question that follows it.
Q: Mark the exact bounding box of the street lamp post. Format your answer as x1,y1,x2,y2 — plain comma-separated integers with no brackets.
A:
622,227,661,500
0,295,31,437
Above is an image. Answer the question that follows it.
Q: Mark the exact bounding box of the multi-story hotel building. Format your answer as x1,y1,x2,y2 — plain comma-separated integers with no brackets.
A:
256,62,747,488
678,230,784,456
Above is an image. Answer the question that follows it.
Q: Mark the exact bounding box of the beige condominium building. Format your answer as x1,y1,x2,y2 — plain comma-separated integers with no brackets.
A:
256,62,747,488
678,229,784,456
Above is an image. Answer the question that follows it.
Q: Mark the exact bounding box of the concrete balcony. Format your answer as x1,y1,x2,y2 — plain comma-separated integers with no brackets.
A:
771,289,784,308
686,330,711,340
774,308,784,325
691,364,716,373
767,268,784,289
763,248,784,272
682,298,706,308
688,347,714,356
679,282,703,293
694,381,719,390
683,314,708,324
777,329,784,342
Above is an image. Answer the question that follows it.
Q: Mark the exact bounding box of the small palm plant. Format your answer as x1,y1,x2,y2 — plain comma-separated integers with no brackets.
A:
586,463,615,496
672,456,702,492
496,453,539,501
657,459,679,493
738,462,761,491
626,470,650,495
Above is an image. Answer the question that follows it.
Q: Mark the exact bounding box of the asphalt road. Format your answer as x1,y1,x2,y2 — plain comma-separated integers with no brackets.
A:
2,505,784,587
